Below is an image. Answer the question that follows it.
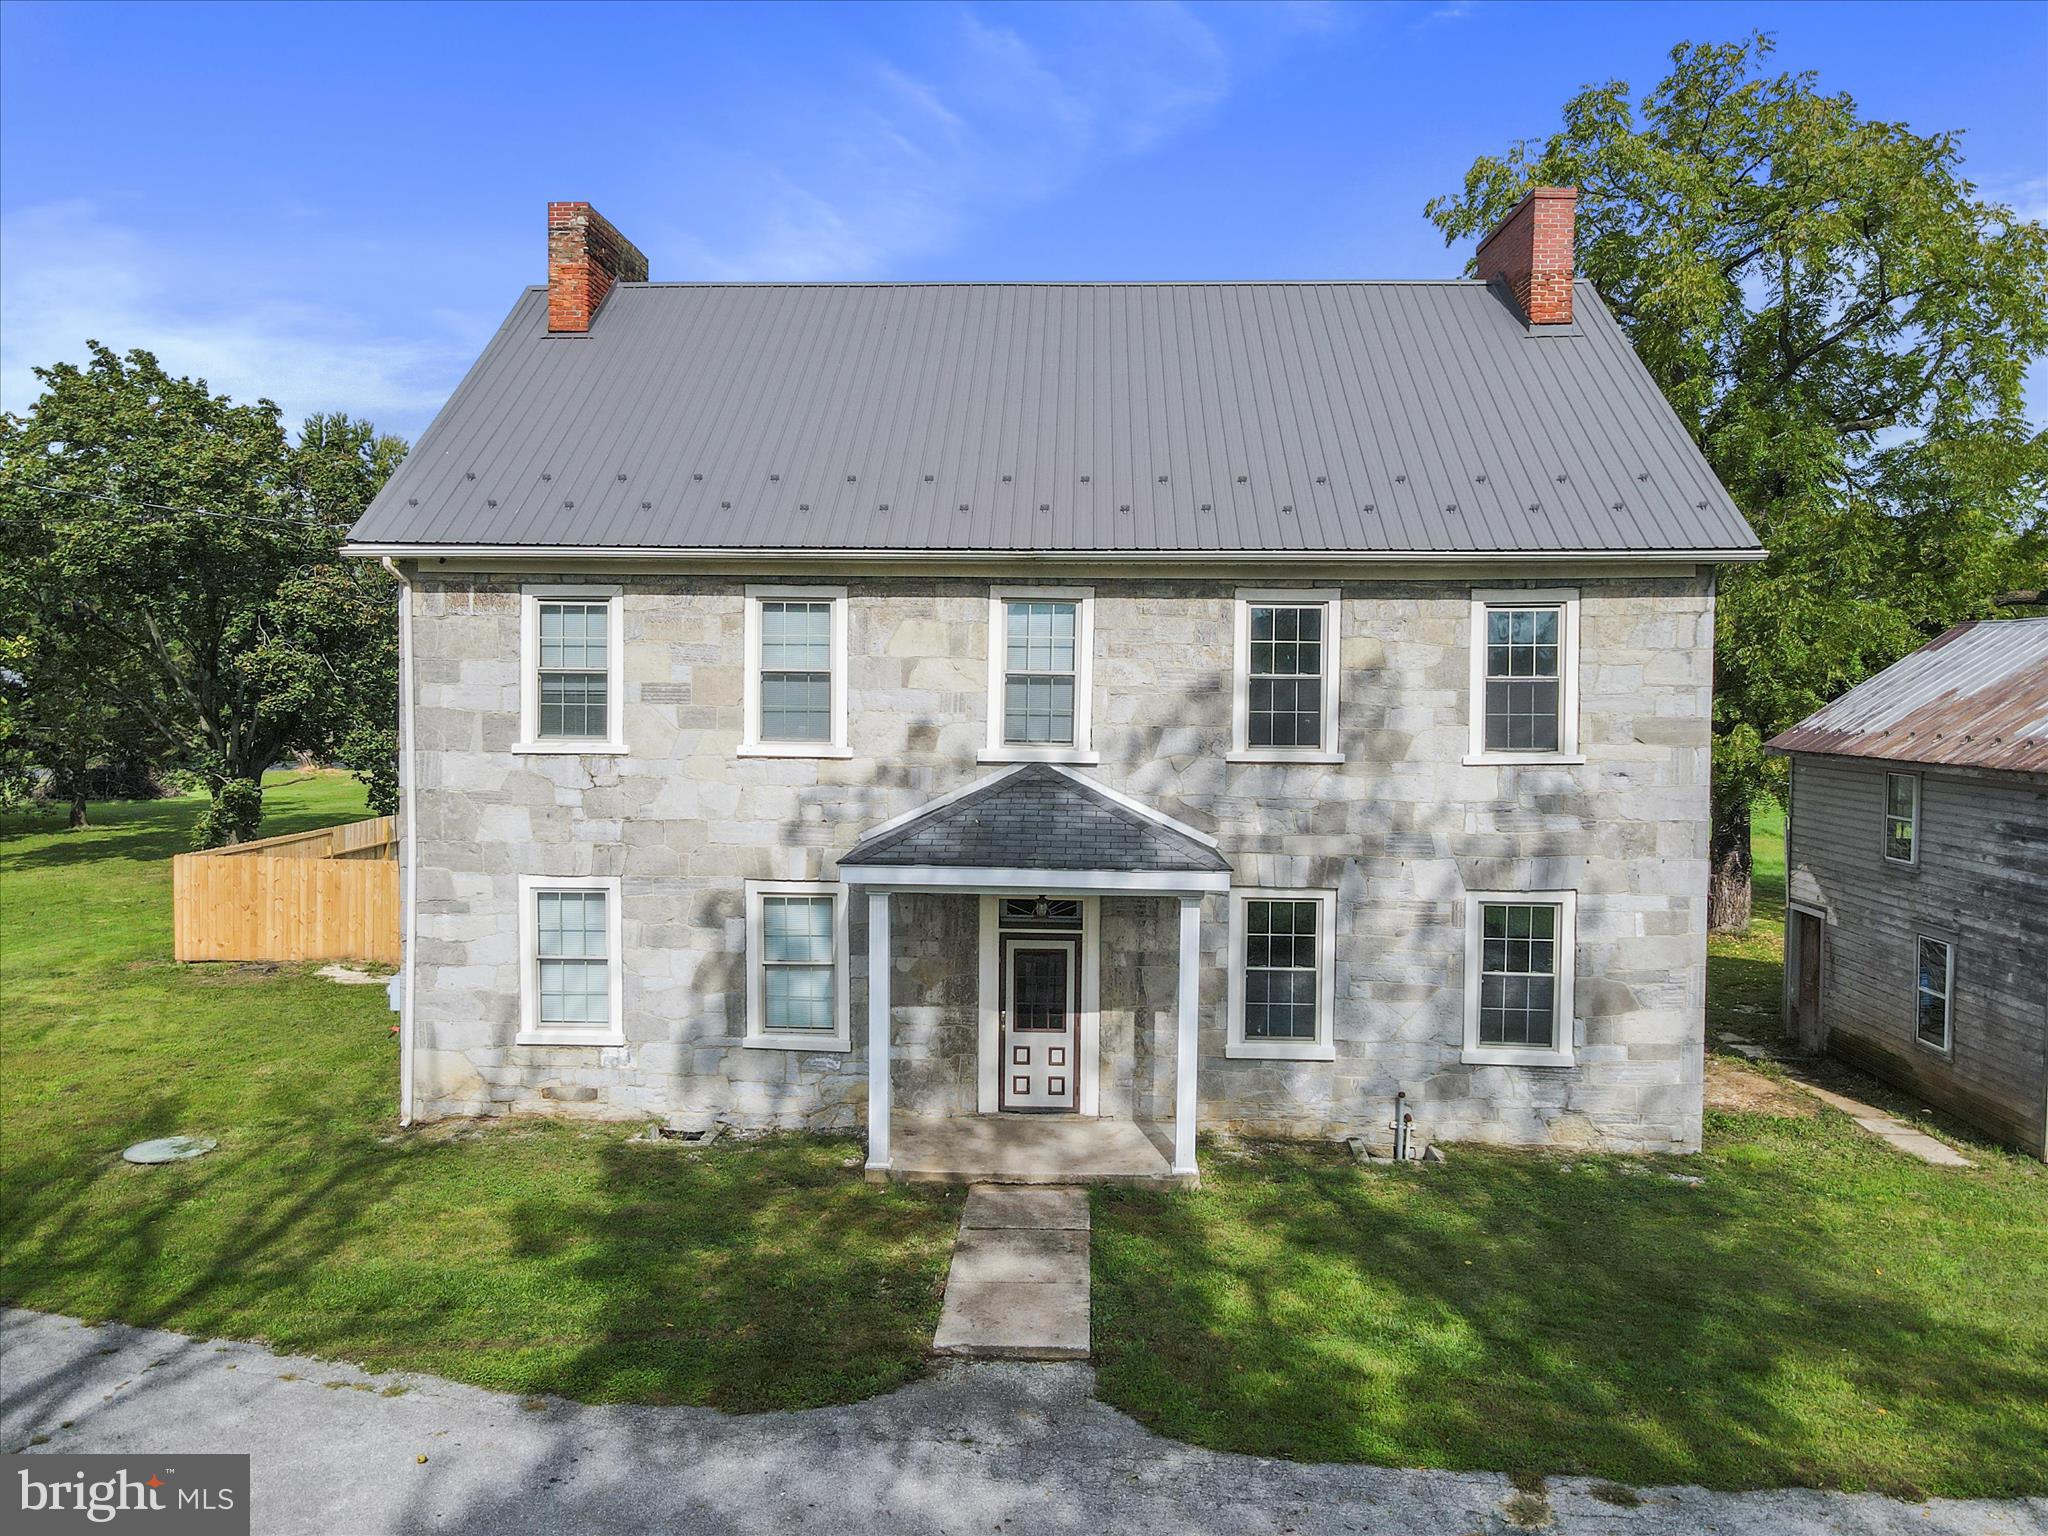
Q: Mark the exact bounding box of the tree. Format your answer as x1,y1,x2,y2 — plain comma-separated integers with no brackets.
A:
0,347,407,840
1426,33,2048,929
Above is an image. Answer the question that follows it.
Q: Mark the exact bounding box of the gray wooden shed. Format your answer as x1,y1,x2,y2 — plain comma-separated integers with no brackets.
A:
1768,618,2048,1158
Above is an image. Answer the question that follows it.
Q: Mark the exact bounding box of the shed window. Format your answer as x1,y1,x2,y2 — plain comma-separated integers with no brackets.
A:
1885,773,1919,864
1915,936,1953,1051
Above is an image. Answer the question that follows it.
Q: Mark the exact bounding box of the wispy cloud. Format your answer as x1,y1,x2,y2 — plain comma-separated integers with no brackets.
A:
0,200,493,438
654,3,1244,281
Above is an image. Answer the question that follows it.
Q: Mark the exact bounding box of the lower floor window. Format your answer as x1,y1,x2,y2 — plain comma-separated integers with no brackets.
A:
1226,887,1336,1060
745,881,851,1049
518,875,623,1045
1915,936,1953,1050
1463,889,1576,1066
1478,903,1559,1048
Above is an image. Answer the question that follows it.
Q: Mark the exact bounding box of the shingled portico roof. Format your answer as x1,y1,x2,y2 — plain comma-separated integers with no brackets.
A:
837,763,1231,891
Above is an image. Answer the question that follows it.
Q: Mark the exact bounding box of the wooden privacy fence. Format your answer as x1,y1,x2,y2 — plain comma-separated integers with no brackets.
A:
173,817,400,965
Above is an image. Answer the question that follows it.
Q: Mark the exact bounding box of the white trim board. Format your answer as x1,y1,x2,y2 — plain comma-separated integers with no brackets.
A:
842,865,1230,895
350,544,1766,570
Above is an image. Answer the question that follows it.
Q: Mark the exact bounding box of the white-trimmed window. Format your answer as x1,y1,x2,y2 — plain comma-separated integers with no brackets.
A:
518,585,625,753
742,586,849,758
1462,890,1577,1067
516,875,624,1046
984,586,1095,763
1225,887,1336,1061
1884,772,1919,865
1466,588,1581,764
1231,589,1342,762
1914,936,1953,1052
745,880,851,1051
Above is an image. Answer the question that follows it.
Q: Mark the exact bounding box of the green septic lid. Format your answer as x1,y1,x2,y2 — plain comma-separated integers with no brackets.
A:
122,1136,218,1164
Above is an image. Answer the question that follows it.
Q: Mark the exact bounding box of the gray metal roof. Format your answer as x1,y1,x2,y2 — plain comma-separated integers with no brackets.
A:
348,280,1759,556
1768,618,2048,773
838,764,1232,873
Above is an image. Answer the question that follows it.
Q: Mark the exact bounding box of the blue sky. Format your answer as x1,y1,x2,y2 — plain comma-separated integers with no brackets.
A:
3,0,2043,442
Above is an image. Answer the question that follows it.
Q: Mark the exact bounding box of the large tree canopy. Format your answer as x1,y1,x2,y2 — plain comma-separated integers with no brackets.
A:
1427,33,2048,928
0,345,406,841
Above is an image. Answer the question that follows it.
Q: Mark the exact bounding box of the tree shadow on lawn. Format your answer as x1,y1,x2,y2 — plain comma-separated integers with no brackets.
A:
0,1089,411,1439
489,1134,962,1413
1090,1134,2047,1497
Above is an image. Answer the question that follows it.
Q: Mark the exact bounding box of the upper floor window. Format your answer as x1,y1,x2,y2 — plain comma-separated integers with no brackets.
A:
984,586,1095,763
1225,887,1336,1061
518,585,625,754
1884,772,1919,865
744,880,851,1050
742,586,849,758
1467,588,1580,765
1915,936,1953,1052
516,874,623,1046
1462,889,1577,1067
1231,589,1341,762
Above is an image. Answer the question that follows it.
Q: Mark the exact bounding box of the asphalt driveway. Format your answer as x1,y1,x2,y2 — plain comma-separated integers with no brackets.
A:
4,1309,2042,1536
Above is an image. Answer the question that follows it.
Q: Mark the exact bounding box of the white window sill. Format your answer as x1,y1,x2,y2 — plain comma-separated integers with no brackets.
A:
978,747,1099,766
1912,1035,1952,1059
1225,1040,1337,1062
1462,753,1586,768
742,1034,853,1053
514,740,628,757
1226,750,1345,765
738,743,853,760
1462,1045,1575,1068
516,1029,627,1048
1883,856,1919,869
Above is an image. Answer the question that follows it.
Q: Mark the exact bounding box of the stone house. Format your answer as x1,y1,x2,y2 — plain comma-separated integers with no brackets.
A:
344,192,1762,1183
1771,618,2048,1158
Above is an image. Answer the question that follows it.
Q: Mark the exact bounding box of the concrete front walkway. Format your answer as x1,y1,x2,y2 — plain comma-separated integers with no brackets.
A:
933,1185,1090,1359
7,1311,2045,1536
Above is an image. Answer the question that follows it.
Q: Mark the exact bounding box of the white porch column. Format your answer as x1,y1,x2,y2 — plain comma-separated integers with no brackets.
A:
865,891,892,1173
1173,893,1201,1177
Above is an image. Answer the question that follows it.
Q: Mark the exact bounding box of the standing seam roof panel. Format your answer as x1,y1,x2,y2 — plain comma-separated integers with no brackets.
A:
350,281,1761,554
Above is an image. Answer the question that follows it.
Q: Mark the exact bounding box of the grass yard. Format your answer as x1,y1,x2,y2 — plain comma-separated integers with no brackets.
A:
1092,799,2048,1497
0,775,958,1411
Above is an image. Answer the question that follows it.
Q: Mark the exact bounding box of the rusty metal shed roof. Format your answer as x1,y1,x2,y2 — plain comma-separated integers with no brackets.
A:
346,280,1760,559
1767,618,2048,774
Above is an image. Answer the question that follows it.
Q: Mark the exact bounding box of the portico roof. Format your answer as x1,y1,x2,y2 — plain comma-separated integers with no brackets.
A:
837,763,1230,891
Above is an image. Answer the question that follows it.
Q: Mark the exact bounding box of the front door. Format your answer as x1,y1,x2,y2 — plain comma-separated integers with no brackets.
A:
1001,937,1079,1111
1789,908,1825,1050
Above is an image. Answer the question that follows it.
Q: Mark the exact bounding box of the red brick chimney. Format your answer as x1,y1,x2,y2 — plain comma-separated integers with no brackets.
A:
1475,186,1576,326
547,202,648,333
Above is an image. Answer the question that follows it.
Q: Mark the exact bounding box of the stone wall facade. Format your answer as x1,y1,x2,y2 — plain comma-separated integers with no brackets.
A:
406,570,1713,1153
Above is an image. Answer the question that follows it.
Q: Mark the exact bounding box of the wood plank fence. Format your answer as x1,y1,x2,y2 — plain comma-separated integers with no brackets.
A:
172,816,400,965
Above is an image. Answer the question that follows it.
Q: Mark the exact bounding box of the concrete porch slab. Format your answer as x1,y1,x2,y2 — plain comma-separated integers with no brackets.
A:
884,1116,1189,1187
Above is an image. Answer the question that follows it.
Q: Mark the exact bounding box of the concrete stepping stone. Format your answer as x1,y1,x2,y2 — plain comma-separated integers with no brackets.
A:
934,1185,1090,1360
1802,1084,1974,1167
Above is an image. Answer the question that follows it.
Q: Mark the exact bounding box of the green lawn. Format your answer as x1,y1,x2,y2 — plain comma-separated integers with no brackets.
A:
1092,797,2048,1497
0,775,958,1411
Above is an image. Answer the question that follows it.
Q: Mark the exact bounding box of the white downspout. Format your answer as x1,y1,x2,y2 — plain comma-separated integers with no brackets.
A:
382,557,418,1127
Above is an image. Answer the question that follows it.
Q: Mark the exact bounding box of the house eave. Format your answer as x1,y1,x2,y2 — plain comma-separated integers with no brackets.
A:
345,542,1766,572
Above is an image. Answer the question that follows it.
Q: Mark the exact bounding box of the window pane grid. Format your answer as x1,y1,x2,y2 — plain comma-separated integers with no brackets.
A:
1483,606,1561,753
1243,898,1319,1041
536,601,610,740
758,601,834,742
1003,600,1078,745
1886,774,1917,861
1478,902,1559,1048
1915,937,1950,1048
1248,604,1325,749
536,890,609,1026
762,895,836,1032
